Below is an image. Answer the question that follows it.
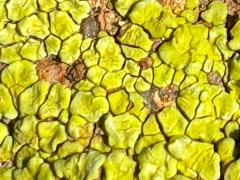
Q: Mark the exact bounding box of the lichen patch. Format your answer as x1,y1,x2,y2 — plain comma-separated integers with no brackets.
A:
36,56,69,85
142,84,179,112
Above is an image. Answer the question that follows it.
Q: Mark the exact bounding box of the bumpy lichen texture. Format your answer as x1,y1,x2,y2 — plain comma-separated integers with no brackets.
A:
0,0,240,179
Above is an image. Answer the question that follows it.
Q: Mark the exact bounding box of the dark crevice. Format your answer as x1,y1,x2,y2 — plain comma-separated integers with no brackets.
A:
155,113,170,141
226,14,239,41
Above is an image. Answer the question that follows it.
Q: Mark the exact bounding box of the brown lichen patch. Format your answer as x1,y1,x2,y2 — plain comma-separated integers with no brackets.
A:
207,71,223,86
102,9,120,35
80,16,100,39
138,57,153,70
36,56,87,87
89,0,121,35
142,84,179,112
67,60,87,83
225,0,240,16
160,0,186,14
36,56,69,85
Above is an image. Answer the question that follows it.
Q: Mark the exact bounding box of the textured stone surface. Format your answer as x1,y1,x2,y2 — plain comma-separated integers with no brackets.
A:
0,0,240,179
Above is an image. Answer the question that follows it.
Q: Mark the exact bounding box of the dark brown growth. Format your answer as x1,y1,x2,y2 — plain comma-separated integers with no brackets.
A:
67,60,87,82
142,84,179,112
226,14,239,31
81,16,100,39
138,57,153,70
207,71,223,86
36,56,87,87
89,0,121,35
36,56,69,85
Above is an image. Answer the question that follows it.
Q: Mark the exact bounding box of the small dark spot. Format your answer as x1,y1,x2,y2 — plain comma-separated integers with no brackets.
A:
67,59,87,83
207,71,223,86
138,57,153,70
50,54,61,62
91,7,101,17
80,16,100,39
142,85,179,113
